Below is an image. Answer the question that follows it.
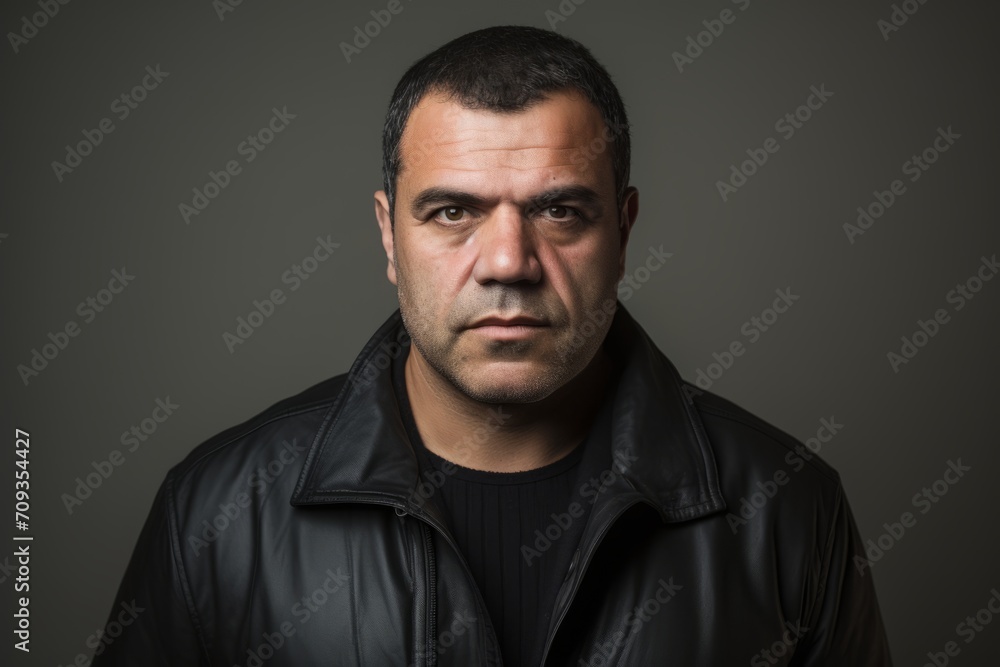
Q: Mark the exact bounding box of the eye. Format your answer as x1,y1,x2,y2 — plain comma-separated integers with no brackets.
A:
545,205,573,220
541,205,582,223
432,206,470,224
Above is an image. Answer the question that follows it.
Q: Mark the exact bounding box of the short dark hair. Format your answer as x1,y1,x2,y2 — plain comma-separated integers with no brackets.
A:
380,25,631,225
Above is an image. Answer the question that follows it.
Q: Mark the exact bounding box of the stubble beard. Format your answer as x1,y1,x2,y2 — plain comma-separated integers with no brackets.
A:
394,254,610,405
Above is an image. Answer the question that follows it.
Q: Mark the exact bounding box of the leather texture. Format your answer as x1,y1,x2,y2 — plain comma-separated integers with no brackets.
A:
92,304,893,666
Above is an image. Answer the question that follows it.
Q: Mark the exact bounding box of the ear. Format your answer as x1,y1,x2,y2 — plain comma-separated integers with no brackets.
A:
616,186,639,281
374,190,397,286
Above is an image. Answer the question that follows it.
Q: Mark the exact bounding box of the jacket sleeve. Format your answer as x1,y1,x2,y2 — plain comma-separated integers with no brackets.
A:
793,484,894,666
90,470,210,666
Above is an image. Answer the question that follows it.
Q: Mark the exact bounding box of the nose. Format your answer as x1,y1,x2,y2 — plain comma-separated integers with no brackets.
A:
471,206,542,285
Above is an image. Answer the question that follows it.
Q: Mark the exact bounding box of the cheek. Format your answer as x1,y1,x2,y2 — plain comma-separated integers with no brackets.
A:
549,232,621,300
398,238,470,302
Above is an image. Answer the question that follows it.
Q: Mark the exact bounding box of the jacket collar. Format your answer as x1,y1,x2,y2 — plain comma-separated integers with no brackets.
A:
290,303,726,523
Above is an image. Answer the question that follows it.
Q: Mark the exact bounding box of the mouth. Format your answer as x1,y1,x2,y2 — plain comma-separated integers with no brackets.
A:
469,315,547,327
467,315,549,340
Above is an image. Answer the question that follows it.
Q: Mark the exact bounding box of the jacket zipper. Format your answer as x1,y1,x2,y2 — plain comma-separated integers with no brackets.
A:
410,507,503,666
329,495,502,666
540,496,654,666
419,522,437,667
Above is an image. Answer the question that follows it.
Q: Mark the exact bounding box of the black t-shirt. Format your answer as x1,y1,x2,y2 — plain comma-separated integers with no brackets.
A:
392,350,616,666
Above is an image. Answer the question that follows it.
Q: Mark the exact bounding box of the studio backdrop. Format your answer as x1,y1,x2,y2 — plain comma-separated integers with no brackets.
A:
1,0,997,664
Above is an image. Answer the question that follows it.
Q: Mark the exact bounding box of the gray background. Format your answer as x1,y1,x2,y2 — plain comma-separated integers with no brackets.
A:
2,0,998,664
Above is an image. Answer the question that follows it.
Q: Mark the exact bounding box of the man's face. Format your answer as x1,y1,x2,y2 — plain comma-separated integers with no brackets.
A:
375,88,638,403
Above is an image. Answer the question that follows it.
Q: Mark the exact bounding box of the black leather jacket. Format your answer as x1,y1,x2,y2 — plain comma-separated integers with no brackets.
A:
93,305,893,665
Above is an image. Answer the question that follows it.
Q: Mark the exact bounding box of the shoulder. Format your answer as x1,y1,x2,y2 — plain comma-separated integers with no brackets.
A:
686,382,840,483
682,382,846,527
163,372,349,511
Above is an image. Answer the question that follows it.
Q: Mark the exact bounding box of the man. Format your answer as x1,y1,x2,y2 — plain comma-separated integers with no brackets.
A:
93,25,893,666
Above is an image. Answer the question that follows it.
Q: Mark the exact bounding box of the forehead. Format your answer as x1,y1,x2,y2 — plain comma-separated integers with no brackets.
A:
397,88,614,198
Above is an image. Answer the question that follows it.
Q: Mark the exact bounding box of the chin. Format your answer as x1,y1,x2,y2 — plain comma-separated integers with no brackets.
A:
460,383,556,405
451,364,567,404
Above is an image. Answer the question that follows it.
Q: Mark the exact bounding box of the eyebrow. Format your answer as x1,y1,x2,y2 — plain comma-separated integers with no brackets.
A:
409,185,606,219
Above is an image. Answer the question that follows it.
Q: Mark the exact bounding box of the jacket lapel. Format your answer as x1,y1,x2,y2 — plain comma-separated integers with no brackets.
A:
290,303,727,523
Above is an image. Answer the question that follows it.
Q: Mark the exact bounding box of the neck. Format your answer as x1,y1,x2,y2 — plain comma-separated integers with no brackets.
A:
404,344,614,473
